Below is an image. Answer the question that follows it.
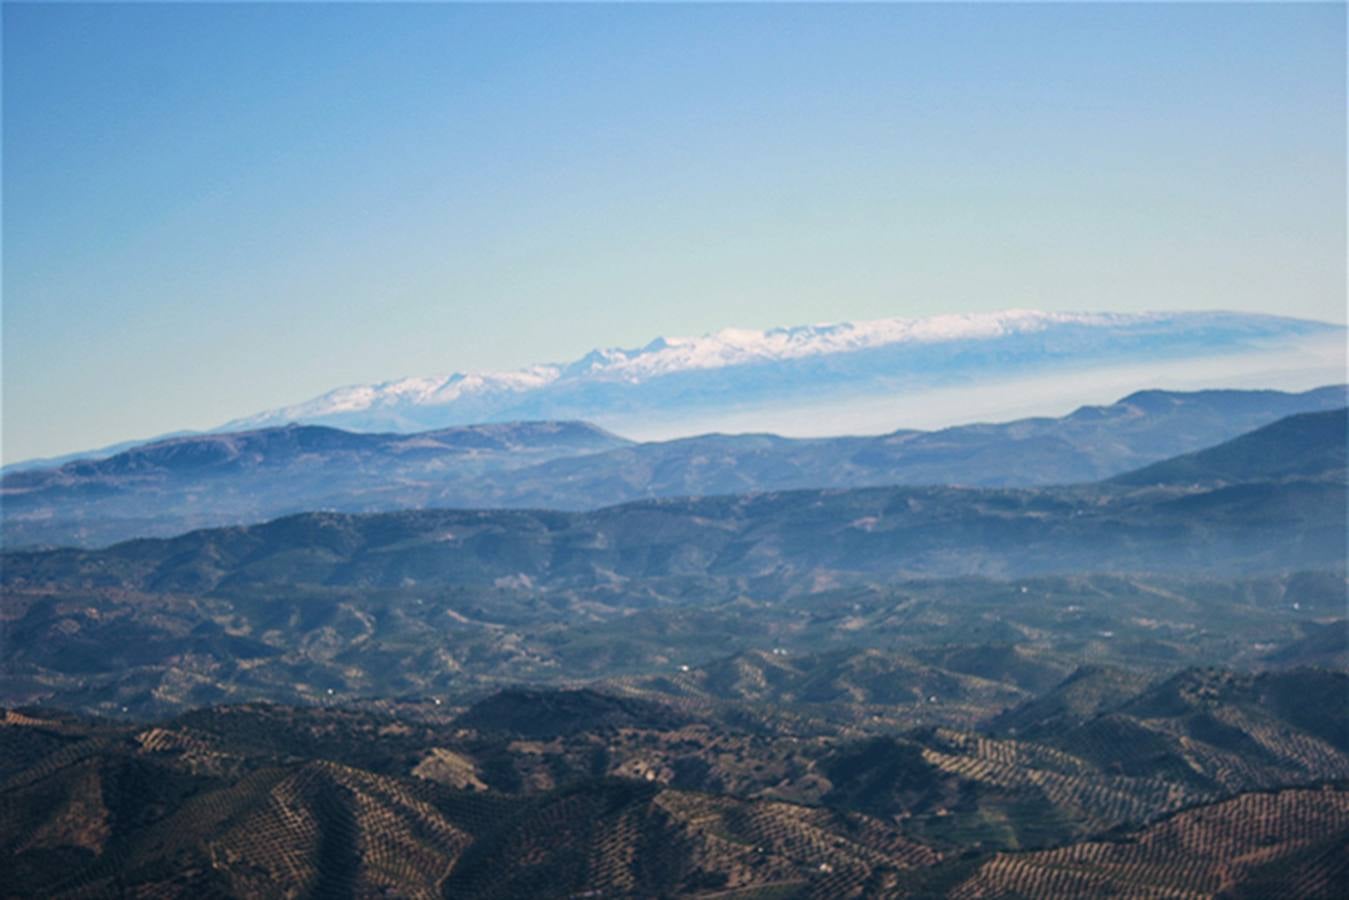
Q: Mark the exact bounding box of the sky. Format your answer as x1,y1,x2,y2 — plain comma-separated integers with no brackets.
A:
3,2,1345,463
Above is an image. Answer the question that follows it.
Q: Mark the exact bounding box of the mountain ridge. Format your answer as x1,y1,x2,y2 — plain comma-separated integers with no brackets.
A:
5,409,1343,592
5,386,1343,550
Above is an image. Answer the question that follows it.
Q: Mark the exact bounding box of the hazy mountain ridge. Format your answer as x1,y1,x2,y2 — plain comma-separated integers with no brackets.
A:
6,408,1344,595
4,385,1343,549
3,420,626,486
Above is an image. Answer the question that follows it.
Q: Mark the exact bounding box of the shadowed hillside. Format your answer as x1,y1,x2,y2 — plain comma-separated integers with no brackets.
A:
937,787,1349,899
1111,408,1348,486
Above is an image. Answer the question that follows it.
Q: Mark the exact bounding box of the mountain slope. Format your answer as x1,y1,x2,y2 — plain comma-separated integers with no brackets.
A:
4,386,1343,549
1112,408,1348,487
939,787,1349,899
0,481,1337,594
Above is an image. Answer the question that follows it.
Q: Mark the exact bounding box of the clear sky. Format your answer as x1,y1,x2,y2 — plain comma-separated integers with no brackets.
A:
3,2,1345,463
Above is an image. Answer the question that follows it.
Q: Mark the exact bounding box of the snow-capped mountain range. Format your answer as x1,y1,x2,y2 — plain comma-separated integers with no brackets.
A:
221,309,1344,439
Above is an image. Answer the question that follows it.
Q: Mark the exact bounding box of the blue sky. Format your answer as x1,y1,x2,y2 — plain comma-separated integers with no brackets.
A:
3,3,1345,462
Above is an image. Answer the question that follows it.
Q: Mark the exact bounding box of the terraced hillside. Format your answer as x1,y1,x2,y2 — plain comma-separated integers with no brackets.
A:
0,707,942,898
442,668,1349,850
939,787,1349,899
3,664,1346,898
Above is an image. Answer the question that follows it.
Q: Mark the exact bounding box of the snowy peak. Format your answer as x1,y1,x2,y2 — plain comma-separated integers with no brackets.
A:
244,366,563,429
579,309,1138,379
221,308,1343,436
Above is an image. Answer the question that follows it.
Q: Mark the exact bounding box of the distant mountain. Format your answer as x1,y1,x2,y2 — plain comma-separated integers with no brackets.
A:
4,386,1343,549
2,411,1343,723
219,309,1344,437
501,386,1347,502
5,409,1344,597
4,481,1334,593
1,421,629,547
3,420,625,484
0,430,203,475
